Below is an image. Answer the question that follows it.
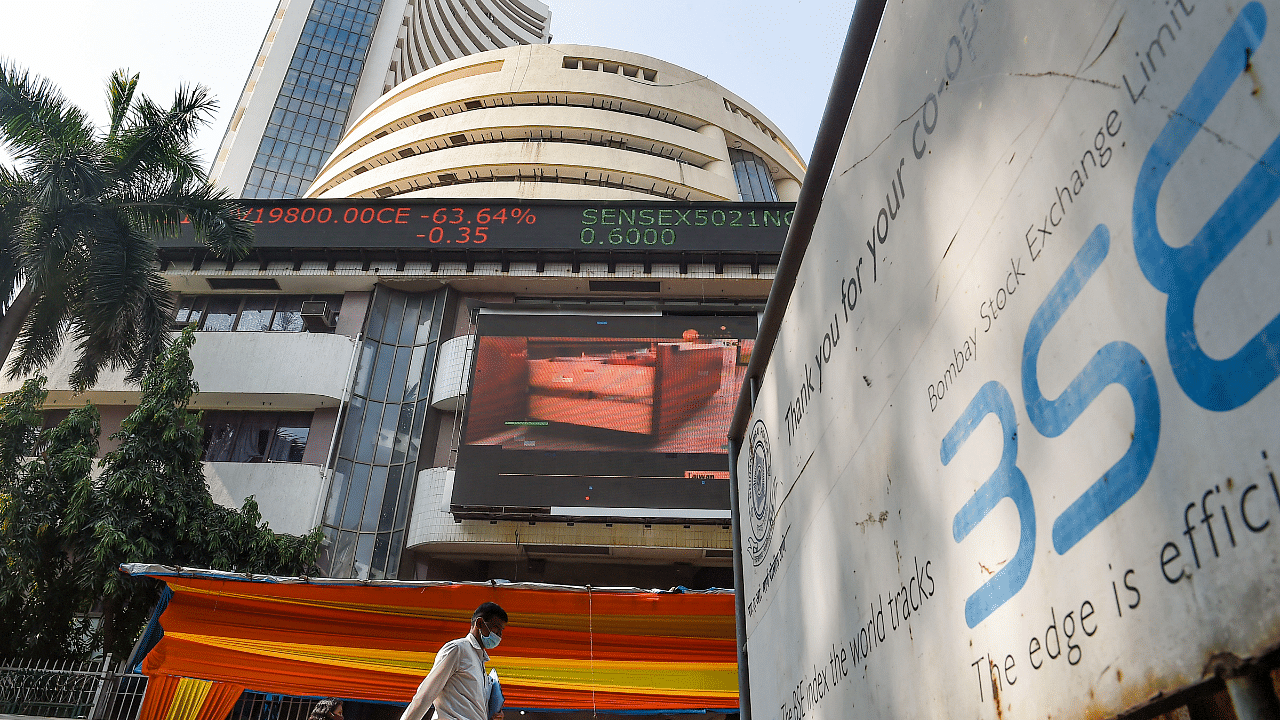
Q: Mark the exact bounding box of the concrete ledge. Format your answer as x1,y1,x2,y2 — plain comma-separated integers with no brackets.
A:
205,461,327,537
2,331,357,410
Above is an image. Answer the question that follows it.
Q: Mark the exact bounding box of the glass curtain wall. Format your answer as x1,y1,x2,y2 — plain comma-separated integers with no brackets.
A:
728,148,780,202
320,288,446,579
243,0,386,198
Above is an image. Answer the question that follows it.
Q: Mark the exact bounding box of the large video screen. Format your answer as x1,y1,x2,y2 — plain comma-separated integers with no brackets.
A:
451,313,756,521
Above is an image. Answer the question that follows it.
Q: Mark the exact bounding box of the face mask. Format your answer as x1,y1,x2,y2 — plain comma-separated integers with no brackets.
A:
479,621,502,649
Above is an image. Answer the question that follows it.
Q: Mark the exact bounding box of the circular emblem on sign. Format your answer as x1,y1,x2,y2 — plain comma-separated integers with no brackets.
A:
746,419,776,567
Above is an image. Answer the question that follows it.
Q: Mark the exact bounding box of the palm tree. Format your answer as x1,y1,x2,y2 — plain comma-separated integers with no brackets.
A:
0,64,251,388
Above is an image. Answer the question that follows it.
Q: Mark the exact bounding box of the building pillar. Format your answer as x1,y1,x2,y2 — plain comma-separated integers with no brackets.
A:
775,177,801,202
697,124,735,182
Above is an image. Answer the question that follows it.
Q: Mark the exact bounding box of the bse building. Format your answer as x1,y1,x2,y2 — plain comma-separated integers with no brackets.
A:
7,34,805,585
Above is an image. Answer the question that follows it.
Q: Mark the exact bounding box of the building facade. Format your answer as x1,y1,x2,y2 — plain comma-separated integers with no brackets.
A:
306,44,804,203
208,0,551,199
5,45,803,588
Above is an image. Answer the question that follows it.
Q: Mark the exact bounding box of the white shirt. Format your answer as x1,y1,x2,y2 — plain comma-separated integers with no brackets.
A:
410,634,491,720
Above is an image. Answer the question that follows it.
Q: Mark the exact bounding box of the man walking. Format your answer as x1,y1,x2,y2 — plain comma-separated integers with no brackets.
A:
399,602,508,720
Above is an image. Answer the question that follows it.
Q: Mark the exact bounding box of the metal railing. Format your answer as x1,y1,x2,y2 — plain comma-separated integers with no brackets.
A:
227,692,321,720
0,655,148,720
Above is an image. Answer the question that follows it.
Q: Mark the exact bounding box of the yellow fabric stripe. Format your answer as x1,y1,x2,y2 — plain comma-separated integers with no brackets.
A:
165,633,736,698
166,582,733,638
163,678,212,720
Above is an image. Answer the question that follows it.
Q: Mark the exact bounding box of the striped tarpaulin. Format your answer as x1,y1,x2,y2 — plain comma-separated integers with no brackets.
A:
125,566,738,713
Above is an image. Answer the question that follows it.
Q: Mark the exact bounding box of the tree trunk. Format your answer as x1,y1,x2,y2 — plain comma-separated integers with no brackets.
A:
0,284,34,375
100,594,119,661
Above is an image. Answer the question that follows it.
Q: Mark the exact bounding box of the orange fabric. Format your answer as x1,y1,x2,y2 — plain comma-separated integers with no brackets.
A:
137,574,738,712
195,682,245,720
138,675,181,720
138,675,245,720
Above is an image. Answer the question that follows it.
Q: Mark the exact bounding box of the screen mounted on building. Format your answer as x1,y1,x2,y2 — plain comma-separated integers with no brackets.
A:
451,313,756,521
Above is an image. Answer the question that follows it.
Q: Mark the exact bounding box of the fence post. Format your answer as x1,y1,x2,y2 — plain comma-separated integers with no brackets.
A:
88,653,114,720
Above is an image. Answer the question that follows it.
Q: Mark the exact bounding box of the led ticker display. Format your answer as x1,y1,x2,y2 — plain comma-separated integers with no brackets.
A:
578,206,790,247
240,204,537,246
164,199,792,252
451,313,757,520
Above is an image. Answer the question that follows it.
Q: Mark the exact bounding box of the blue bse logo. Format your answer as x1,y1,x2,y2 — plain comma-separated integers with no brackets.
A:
747,419,776,567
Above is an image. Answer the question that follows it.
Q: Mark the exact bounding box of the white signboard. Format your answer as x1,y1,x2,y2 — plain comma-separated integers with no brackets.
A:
738,0,1280,717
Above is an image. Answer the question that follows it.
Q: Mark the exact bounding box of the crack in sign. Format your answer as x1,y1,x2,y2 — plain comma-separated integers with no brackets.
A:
1011,71,1121,88
1085,13,1125,71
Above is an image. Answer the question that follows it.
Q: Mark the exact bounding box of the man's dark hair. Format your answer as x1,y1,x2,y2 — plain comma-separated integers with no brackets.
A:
473,602,508,624
309,698,341,720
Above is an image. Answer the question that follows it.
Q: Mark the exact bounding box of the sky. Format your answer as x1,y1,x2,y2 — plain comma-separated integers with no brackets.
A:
0,0,856,171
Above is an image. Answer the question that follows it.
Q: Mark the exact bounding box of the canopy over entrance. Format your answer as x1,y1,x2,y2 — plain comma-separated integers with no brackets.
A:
123,565,737,718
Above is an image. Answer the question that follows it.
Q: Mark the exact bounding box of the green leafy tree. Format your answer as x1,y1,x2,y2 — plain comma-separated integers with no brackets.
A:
0,331,320,659
0,63,252,388
0,379,99,658
83,328,321,657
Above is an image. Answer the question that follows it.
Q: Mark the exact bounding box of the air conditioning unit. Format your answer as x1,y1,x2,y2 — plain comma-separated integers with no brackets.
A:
300,300,335,332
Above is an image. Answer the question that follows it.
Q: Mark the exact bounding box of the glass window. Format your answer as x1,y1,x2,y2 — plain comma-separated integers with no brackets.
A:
392,465,415,531
416,344,437,402
351,339,378,398
324,459,353,526
403,345,426,402
340,463,370,530
398,296,421,346
366,290,390,343
360,465,389,532
175,295,340,332
428,295,445,342
391,402,414,465
176,297,204,325
203,413,240,461
379,465,403,532
382,293,407,343
202,297,240,332
355,401,381,463
236,297,277,332
201,411,313,464
231,414,277,462
386,529,405,574
370,533,390,580
40,409,72,430
317,526,340,572
368,343,395,401
353,533,377,580
271,296,306,332
407,398,428,464
373,402,398,465
388,346,412,403
751,163,774,200
331,530,358,578
414,295,437,345
742,159,764,199
268,414,311,462
337,396,365,459
729,148,780,202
